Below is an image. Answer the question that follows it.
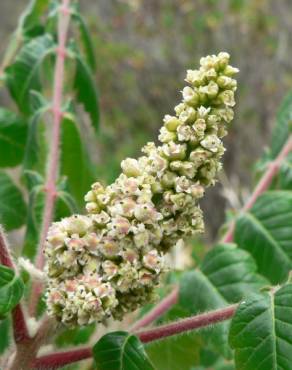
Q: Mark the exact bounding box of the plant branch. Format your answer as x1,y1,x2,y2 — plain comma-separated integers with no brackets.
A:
30,0,71,316
32,348,93,370
137,304,237,343
9,316,54,370
32,304,237,369
35,0,71,271
0,226,30,343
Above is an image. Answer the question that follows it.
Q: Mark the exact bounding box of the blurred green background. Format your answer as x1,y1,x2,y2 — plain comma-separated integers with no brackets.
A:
1,0,292,240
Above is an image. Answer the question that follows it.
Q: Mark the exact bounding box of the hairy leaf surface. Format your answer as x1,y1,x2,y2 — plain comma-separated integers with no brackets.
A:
229,284,292,370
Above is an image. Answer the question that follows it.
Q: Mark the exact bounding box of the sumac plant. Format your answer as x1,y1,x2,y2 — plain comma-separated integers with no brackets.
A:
0,1,292,370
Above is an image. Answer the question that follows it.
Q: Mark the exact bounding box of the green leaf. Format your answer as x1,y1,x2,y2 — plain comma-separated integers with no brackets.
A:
5,34,55,114
72,11,96,71
23,94,49,177
270,92,292,159
73,53,99,131
278,153,292,190
179,244,267,358
200,243,268,303
229,283,292,370
55,323,96,348
0,318,10,354
18,0,50,37
146,333,201,370
180,269,231,358
93,331,155,370
0,171,27,231
60,113,95,206
0,265,24,318
22,185,44,260
0,108,27,168
235,191,292,284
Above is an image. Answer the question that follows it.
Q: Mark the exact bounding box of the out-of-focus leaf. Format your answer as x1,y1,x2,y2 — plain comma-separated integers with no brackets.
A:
60,113,95,206
22,185,44,260
73,53,99,131
0,265,24,318
55,323,96,348
23,93,49,178
18,0,50,37
146,333,201,370
0,171,27,231
0,318,10,354
235,191,292,284
5,34,55,114
269,91,292,159
179,244,267,358
72,12,96,71
229,284,292,370
93,331,154,370
278,153,292,190
23,183,77,260
0,108,27,168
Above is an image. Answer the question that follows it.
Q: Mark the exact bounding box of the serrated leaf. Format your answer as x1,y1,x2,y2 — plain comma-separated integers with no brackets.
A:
179,244,267,358
146,333,201,370
72,11,96,71
0,108,27,168
200,243,268,303
0,265,24,318
235,191,292,284
0,171,27,230
229,283,292,370
73,53,99,131
5,34,55,114
60,113,95,206
93,331,154,370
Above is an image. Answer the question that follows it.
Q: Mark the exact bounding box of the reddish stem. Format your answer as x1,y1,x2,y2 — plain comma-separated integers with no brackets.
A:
30,0,71,316
32,348,92,370
32,305,237,369
137,304,237,343
131,286,179,331
0,227,30,343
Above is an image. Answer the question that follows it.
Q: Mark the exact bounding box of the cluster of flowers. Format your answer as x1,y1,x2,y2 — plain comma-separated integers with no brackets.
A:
45,52,238,326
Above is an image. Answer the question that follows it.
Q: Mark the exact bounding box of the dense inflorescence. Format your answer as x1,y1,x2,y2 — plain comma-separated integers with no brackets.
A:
45,52,238,326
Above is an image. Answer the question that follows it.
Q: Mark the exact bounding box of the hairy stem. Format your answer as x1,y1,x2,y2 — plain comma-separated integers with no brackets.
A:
32,305,237,369
0,226,30,343
35,0,71,270
9,317,54,370
30,0,71,316
32,348,93,370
